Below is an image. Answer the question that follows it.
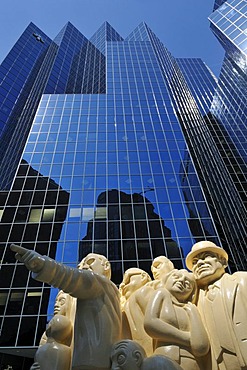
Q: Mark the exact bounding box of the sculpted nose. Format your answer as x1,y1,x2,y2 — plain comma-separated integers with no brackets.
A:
196,259,205,267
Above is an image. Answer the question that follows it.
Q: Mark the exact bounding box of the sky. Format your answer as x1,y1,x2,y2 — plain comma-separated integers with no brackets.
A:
0,0,224,77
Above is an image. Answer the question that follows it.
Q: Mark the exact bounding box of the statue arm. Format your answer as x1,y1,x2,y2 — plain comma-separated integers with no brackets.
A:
10,244,103,299
144,289,190,347
135,285,153,314
184,302,210,356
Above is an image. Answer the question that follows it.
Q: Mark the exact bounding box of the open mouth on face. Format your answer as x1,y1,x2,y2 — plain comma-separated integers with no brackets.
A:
173,281,185,290
196,265,211,274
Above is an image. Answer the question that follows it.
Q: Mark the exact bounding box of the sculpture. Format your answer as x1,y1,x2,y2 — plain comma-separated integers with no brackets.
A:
120,268,152,355
11,241,247,370
39,290,74,346
144,269,209,370
120,257,174,357
11,245,121,370
30,290,74,369
186,241,247,370
151,256,174,288
33,314,72,370
119,268,151,309
111,339,183,370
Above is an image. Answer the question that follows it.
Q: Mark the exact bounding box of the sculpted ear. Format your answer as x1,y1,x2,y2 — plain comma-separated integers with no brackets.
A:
104,261,110,271
133,350,143,367
141,273,147,281
219,256,228,269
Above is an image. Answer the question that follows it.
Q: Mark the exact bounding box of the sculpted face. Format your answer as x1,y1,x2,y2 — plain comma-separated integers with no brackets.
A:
192,252,226,286
54,291,67,315
111,342,143,370
151,256,174,281
78,253,111,278
165,269,195,303
120,268,150,300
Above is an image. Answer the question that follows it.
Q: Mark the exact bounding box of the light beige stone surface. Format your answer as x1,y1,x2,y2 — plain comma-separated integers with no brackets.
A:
11,242,247,370
11,245,121,370
144,269,209,370
187,241,247,370
111,339,183,370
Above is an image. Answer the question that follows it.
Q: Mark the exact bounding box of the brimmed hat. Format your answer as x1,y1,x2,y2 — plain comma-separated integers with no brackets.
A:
186,241,228,271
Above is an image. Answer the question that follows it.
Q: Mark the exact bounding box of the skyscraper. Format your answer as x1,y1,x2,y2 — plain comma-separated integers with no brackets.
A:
207,0,247,268
0,19,246,368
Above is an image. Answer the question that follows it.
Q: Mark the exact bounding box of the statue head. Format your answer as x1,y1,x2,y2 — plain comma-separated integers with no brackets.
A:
120,268,151,301
78,253,111,279
186,241,228,287
163,269,197,303
111,340,146,370
54,290,69,316
151,256,174,281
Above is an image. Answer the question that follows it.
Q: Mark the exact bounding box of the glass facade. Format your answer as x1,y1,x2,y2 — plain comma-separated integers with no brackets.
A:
176,56,247,271
0,19,246,368
207,0,247,263
0,23,52,191
209,0,247,56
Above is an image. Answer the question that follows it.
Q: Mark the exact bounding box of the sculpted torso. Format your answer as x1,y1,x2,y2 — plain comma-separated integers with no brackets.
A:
145,269,209,370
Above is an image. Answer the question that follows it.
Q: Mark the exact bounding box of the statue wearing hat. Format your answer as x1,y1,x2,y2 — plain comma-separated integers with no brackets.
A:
186,241,247,370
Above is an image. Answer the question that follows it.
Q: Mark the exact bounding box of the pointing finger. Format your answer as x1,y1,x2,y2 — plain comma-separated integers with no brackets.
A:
10,244,29,256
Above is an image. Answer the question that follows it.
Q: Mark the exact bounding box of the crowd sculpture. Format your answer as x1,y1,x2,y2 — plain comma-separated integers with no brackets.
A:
10,240,247,370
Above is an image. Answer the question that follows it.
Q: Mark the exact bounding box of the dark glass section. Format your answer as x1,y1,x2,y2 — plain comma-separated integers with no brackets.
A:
0,160,69,349
90,21,124,55
80,190,183,283
0,23,52,190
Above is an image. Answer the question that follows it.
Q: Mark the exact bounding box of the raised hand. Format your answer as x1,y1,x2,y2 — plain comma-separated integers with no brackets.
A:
10,244,45,273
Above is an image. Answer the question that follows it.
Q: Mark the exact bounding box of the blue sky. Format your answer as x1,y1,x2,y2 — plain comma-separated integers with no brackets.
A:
0,0,224,76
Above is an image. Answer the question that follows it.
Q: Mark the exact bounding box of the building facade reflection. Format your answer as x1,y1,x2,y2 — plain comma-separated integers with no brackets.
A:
80,189,183,282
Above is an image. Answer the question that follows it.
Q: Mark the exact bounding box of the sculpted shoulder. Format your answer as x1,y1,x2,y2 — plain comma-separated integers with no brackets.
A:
232,271,247,287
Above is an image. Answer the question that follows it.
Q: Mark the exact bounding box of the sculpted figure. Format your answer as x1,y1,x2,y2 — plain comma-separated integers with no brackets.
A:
111,339,183,370
39,290,74,346
121,257,174,356
151,256,174,288
119,268,151,309
186,240,247,370
33,314,72,370
144,269,209,370
30,290,74,370
11,245,121,370
120,268,152,354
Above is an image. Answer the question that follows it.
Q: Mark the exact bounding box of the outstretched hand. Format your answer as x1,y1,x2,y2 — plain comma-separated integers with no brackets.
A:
10,244,45,273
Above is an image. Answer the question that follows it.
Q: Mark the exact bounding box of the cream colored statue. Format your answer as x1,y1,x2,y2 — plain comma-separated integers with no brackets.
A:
119,268,151,309
120,268,152,355
151,256,174,288
121,257,174,356
30,290,74,370
33,315,72,370
144,269,210,370
111,339,183,370
39,290,74,346
11,245,121,370
186,241,247,370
